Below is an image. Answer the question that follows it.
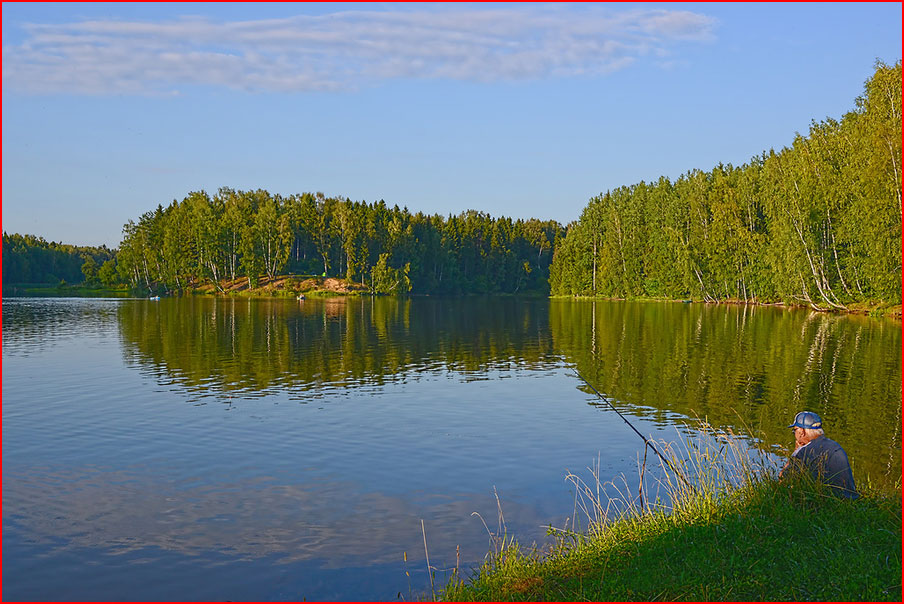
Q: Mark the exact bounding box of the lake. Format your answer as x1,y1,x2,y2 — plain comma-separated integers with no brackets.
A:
2,296,900,601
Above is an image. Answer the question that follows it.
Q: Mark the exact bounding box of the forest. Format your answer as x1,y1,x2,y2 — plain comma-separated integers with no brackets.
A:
1,233,116,286
3,62,900,305
549,61,902,309
114,194,562,295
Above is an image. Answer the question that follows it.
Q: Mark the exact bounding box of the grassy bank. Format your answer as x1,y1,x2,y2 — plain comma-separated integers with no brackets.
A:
440,436,901,601
549,294,902,318
3,282,131,297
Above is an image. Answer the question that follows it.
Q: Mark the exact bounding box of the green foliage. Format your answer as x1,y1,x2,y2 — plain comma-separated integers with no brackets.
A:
97,260,119,287
441,434,901,602
116,189,565,295
550,62,902,307
12,61,898,306
443,483,900,601
370,253,411,294
2,232,115,285
80,256,99,284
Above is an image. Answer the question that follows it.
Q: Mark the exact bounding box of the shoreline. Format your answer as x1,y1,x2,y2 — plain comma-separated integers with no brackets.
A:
440,477,901,602
4,280,901,317
549,294,902,318
439,427,901,602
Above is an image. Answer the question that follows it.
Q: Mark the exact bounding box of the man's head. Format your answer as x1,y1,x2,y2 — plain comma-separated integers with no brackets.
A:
789,411,825,447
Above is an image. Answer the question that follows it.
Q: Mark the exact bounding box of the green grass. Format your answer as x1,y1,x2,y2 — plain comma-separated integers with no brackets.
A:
440,429,901,602
547,295,902,317
3,282,131,297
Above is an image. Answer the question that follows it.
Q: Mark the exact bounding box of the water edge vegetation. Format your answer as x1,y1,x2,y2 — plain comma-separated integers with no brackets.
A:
437,426,901,602
548,61,901,312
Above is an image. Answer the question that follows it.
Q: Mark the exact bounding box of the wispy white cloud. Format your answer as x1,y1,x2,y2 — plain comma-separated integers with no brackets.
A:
2,5,717,95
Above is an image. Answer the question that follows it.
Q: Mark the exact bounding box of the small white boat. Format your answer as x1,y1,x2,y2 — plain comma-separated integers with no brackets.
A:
296,294,306,301
149,295,160,301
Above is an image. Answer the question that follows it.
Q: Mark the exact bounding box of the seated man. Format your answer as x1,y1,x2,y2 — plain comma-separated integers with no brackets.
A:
780,411,858,499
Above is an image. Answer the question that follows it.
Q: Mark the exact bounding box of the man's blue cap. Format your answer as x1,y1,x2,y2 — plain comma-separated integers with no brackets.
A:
788,411,822,429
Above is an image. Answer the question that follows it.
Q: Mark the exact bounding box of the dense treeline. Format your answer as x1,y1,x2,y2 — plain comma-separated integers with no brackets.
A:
550,61,902,309
117,191,563,295
2,232,116,285
8,62,898,303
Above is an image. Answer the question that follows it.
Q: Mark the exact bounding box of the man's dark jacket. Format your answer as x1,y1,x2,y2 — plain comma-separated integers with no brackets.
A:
791,435,858,498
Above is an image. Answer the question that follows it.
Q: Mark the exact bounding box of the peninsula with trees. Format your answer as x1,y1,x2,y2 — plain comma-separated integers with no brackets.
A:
3,62,900,313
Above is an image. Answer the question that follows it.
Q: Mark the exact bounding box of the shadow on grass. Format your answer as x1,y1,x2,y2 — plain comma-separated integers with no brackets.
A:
440,424,901,602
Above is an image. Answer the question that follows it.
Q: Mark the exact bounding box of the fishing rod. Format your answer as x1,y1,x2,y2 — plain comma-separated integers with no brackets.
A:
572,369,696,493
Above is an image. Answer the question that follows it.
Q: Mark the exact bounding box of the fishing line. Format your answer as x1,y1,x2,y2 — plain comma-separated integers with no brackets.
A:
572,369,696,493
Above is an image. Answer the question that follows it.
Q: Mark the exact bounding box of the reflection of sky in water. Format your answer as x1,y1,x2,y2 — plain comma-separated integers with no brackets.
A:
2,297,897,600
0,300,675,599
5,465,524,566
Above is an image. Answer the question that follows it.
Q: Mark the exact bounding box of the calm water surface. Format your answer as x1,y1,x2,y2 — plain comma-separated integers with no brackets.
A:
2,297,900,601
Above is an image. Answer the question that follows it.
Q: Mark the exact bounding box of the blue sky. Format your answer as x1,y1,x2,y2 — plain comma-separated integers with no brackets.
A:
2,2,901,248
